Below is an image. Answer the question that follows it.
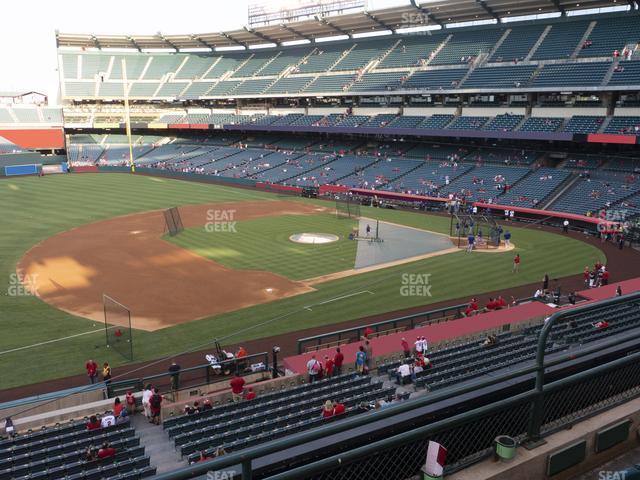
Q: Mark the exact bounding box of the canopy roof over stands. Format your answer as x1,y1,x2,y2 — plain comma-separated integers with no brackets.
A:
55,0,620,51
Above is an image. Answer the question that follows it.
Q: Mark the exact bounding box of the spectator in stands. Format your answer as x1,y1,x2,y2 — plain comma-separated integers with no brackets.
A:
193,451,210,464
84,446,98,462
322,400,335,418
401,337,411,358
583,267,590,288
236,346,247,358
512,253,521,273
306,355,322,383
333,401,346,416
202,399,212,411
184,404,194,415
97,442,116,459
125,390,136,415
616,285,623,297
363,340,373,373
245,387,256,401
363,326,374,338
142,384,153,419
100,412,116,428
230,374,246,401
86,415,101,431
324,355,334,377
149,388,162,425
355,346,366,375
334,348,344,376
594,320,609,330
568,292,577,305
563,219,569,233
113,397,125,418
482,335,498,347
102,362,112,385
192,401,201,413
168,360,181,391
85,359,98,384
396,361,412,385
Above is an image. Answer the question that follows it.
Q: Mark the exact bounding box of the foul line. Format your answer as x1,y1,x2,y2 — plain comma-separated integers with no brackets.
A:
303,290,374,311
0,326,115,356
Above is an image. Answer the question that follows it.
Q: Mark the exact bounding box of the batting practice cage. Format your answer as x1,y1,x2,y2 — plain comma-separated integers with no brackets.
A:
336,195,361,219
103,294,133,361
163,207,184,236
450,213,502,249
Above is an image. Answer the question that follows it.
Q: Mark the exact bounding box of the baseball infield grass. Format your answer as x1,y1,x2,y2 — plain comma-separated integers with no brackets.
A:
167,214,358,280
0,173,606,390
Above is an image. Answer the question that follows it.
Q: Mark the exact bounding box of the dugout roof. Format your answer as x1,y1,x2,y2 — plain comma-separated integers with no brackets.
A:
56,0,622,51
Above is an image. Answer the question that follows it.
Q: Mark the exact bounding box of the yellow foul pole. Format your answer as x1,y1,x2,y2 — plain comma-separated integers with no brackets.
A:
121,58,135,173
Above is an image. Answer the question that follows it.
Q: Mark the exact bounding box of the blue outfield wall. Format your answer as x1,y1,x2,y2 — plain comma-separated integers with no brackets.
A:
4,164,39,177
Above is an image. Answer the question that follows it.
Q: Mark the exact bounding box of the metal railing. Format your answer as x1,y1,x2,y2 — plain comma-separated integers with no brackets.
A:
297,304,468,354
106,351,269,398
152,292,640,480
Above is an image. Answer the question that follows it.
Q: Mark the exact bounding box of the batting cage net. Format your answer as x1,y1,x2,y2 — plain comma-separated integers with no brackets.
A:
103,294,133,361
450,213,502,249
164,207,184,236
336,196,361,219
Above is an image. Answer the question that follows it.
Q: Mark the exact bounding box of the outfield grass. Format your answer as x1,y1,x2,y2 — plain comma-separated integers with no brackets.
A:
167,214,357,280
0,174,606,390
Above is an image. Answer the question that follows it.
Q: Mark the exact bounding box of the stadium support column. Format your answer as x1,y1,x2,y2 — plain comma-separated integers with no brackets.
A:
121,58,135,173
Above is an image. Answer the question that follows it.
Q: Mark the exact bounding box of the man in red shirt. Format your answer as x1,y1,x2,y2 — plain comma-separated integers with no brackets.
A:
485,298,497,311
495,296,507,309
363,326,374,339
333,348,344,376
332,401,346,416
513,253,521,273
601,269,610,286
464,298,479,317
230,375,245,402
401,338,410,358
86,359,98,384
97,442,116,459
86,415,101,431
324,355,334,377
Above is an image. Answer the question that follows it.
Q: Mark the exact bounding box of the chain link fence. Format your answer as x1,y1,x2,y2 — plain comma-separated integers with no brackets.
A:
541,353,640,436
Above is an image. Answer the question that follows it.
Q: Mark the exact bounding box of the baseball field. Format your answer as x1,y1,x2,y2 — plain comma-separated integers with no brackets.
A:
0,173,606,390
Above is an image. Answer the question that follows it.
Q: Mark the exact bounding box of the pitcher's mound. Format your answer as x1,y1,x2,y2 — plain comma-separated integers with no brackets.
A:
289,233,339,244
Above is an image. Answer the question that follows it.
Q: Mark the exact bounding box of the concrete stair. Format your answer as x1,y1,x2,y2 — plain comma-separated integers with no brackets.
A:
131,413,186,475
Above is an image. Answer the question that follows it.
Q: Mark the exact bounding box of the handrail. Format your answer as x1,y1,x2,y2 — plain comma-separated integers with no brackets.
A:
526,290,640,444
106,351,269,397
297,303,467,354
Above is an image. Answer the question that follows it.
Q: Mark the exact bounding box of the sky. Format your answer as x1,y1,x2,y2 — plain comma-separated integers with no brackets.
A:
0,0,406,104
